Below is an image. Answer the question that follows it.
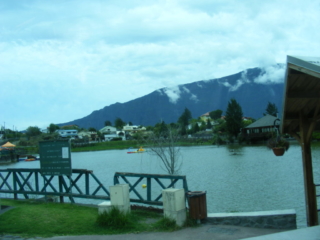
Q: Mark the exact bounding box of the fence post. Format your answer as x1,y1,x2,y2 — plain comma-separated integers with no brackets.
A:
13,172,18,200
58,175,64,203
147,177,151,201
85,172,89,195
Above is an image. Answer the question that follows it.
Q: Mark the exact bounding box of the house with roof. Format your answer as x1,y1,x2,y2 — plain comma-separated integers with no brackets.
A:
241,114,279,142
123,124,146,132
200,112,211,121
99,126,117,134
56,129,78,138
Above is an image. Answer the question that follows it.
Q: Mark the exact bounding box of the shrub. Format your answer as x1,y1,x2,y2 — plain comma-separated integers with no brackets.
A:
152,216,178,231
110,137,122,141
96,207,134,230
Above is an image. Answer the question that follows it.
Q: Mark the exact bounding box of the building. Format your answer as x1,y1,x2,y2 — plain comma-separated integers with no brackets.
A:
200,112,211,121
104,134,121,141
241,115,279,141
99,126,117,134
55,129,78,138
123,124,146,132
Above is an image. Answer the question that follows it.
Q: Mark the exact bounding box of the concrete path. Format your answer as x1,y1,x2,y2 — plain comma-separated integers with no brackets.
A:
2,224,320,240
39,224,288,240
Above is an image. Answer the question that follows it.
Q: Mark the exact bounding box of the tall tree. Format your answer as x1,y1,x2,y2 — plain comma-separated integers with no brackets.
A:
209,109,223,120
153,121,168,136
26,126,41,137
104,120,112,126
178,108,192,126
264,102,278,117
206,119,212,129
48,123,60,133
178,108,192,135
114,117,125,130
225,99,243,138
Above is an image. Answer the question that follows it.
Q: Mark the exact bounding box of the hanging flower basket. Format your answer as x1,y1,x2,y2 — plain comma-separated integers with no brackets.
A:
267,136,290,157
272,147,286,156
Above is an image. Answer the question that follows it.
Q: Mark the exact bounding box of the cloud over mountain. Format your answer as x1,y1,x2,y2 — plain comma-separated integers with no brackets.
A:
59,66,284,129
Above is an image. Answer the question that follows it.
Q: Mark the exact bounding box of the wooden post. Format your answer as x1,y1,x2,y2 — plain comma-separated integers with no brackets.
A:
299,112,318,226
58,175,64,203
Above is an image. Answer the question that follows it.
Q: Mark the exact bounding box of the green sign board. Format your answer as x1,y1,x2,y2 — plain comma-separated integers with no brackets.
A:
39,140,72,176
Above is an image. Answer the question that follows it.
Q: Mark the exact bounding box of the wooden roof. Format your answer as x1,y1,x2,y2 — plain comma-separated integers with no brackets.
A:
281,56,320,134
244,114,278,129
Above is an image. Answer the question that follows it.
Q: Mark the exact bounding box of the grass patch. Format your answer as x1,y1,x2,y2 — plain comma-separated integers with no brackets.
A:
0,199,185,238
152,216,179,231
96,207,136,231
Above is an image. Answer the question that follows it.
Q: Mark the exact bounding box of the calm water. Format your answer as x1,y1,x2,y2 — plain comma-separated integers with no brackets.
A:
1,143,320,228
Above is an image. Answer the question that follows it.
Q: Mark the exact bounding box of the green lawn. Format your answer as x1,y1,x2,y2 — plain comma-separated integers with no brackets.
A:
0,199,190,238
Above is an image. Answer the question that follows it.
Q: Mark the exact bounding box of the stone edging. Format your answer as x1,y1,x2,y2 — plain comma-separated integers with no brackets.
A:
207,209,296,229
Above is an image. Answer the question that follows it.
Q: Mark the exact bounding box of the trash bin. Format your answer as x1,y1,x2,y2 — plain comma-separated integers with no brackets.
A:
186,191,207,220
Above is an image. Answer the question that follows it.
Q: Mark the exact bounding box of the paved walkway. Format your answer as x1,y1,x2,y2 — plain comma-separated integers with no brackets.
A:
0,224,292,240
2,224,320,240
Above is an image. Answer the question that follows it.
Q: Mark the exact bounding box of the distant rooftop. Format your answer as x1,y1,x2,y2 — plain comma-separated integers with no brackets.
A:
245,115,278,129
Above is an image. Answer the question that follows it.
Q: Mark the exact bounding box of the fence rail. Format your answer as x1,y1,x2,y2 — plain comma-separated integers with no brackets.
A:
0,169,189,206
114,172,188,206
0,168,110,203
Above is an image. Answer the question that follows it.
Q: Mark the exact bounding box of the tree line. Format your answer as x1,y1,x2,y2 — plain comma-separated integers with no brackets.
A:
2,100,278,142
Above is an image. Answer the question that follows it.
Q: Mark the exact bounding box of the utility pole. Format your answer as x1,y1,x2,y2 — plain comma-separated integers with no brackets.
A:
3,122,6,140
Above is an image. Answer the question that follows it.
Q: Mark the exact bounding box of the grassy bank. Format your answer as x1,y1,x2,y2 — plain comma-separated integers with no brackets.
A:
71,140,140,152
0,199,192,238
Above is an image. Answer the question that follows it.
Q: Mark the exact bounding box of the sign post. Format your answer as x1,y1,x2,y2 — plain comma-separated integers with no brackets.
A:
39,140,72,176
39,140,72,202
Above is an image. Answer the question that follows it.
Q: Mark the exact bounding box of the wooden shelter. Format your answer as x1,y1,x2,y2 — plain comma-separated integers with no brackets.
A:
281,55,320,226
241,114,279,142
1,142,16,148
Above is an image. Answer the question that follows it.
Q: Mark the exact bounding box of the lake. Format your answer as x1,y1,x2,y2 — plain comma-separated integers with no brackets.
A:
1,143,320,228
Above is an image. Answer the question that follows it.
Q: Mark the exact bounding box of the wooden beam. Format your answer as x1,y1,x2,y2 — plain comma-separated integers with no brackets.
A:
289,131,301,143
287,91,320,99
289,64,320,79
284,112,320,121
307,100,320,140
299,111,319,226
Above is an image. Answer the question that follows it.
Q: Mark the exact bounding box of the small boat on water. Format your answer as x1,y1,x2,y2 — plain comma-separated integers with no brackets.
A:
127,147,145,154
23,155,40,161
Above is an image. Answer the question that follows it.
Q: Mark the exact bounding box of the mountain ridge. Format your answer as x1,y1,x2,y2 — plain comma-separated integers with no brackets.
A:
59,66,285,129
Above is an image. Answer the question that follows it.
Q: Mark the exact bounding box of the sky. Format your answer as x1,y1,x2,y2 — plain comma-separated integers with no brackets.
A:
1,0,320,131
